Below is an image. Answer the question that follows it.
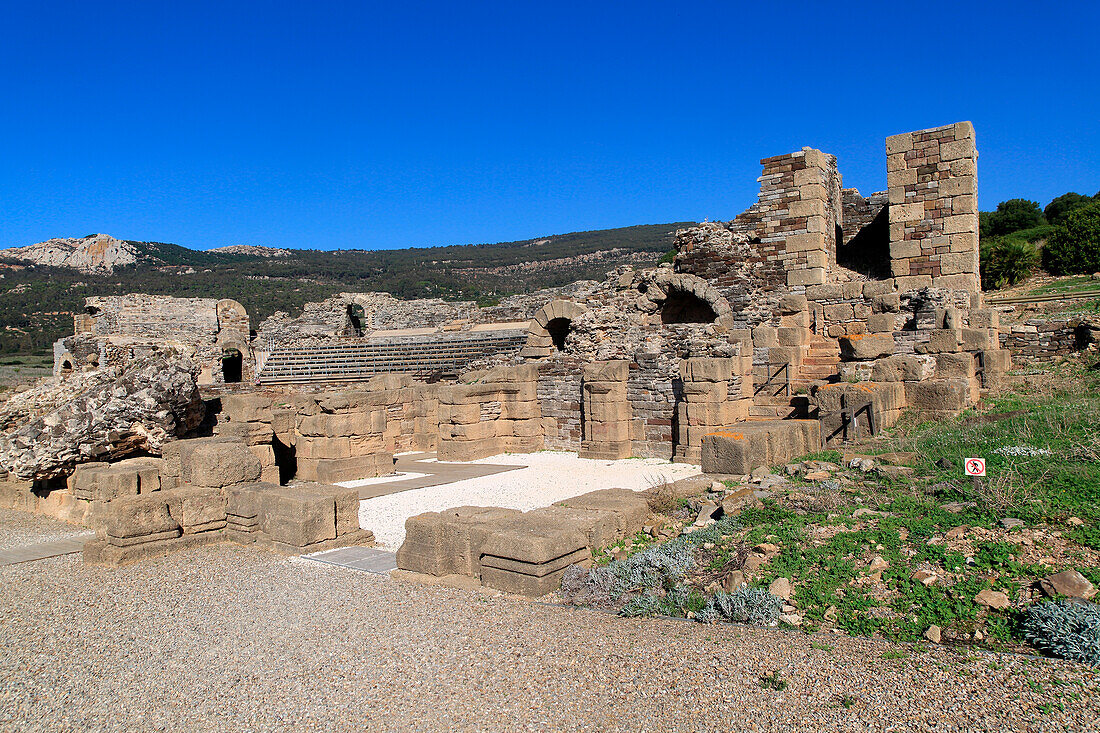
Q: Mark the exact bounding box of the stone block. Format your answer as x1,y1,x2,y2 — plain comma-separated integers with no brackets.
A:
961,328,993,351
885,132,914,154
168,487,228,534
396,506,521,577
295,454,393,483
805,284,843,301
867,313,897,334
752,326,778,348
894,275,934,291
777,327,809,347
258,488,338,547
904,380,971,413
582,361,629,383
779,294,808,315
103,495,181,542
871,355,935,382
294,482,361,535
934,353,976,379
187,440,264,489
892,202,926,223
700,420,821,475
219,394,273,423
872,293,901,313
838,334,895,361
916,329,961,354
787,268,826,286
969,308,999,329
680,358,733,383
556,488,650,538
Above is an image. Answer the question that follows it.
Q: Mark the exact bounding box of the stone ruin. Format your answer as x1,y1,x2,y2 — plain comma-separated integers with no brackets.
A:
1,121,1068,589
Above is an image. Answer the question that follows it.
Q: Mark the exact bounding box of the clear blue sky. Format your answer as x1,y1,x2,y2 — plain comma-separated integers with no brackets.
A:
2,1,1098,251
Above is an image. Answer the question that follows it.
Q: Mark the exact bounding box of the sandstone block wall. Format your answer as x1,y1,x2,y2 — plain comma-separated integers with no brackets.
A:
887,122,979,293
437,364,543,461
580,361,632,460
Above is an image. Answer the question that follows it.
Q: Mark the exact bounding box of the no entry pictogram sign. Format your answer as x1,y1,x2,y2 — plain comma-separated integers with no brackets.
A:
964,457,986,477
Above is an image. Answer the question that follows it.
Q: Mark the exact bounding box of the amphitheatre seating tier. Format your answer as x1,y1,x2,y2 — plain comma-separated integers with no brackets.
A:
257,332,527,384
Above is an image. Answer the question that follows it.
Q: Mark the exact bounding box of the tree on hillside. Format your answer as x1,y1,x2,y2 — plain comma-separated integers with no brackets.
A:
980,199,1045,238
1043,192,1099,225
1041,201,1100,275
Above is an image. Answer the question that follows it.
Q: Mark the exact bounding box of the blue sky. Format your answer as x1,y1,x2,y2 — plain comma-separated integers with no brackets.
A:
2,1,1098,251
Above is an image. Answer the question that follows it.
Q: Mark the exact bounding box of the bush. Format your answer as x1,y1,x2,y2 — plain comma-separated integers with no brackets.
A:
980,238,1040,289
1022,600,1100,665
980,199,1045,238
700,587,783,625
1044,192,1098,226
1042,202,1100,275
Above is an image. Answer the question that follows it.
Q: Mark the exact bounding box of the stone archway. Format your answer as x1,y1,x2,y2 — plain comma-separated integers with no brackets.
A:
636,272,734,327
520,300,589,358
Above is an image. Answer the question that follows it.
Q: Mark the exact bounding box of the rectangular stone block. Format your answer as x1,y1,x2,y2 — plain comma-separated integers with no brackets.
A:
787,268,826,286
258,488,337,547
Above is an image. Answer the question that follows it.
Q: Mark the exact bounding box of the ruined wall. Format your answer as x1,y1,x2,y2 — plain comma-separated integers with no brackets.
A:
999,318,1083,359
887,122,980,292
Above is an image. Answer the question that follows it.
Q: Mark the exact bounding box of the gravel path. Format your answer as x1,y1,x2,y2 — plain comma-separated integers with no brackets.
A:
1,509,1097,732
0,510,90,552
359,451,702,548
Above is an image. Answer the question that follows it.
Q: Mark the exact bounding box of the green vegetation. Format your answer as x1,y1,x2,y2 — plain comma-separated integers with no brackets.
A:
980,199,1045,239
0,223,688,354
1042,202,1100,275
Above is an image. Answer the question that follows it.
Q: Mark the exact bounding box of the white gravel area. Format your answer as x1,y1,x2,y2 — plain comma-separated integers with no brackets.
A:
359,451,702,549
1,522,1096,732
0,511,90,552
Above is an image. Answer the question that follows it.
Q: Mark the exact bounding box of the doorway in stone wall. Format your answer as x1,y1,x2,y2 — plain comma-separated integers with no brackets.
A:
546,317,572,351
221,349,243,383
660,289,717,324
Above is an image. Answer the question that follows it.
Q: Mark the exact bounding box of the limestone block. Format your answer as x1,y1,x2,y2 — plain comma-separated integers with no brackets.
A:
823,303,855,322
780,311,809,329
219,394,273,424
294,483,361,535
806,284,843,301
168,487,228,534
904,380,971,413
777,327,809,347
940,251,978,276
969,308,999,329
103,495,181,542
582,361,629,383
586,401,632,424
226,481,278,521
788,268,826,287
940,139,974,162
557,489,650,538
779,294,808,315
871,355,936,382
867,313,897,334
934,353,976,379
752,326,778,348
701,420,821,475
500,400,541,420
885,132,914,154
872,293,901,314
397,506,521,577
935,273,980,291
916,329,961,355
295,454,392,483
680,358,733,383
838,334,895,361
889,239,922,260
892,202,926,223
258,488,338,547
894,275,934,291
961,328,994,351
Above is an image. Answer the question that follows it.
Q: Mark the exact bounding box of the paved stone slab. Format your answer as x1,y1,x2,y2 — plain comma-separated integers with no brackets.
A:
304,546,397,575
0,533,95,566
339,452,526,500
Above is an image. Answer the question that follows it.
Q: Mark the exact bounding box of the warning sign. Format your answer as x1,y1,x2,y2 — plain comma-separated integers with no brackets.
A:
964,458,986,477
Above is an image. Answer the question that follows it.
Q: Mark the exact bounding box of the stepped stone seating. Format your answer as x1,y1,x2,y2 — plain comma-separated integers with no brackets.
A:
396,488,652,596
258,332,528,384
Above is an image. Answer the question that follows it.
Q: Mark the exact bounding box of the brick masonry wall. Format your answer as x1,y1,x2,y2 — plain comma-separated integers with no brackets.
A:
887,122,979,292
999,319,1081,359
537,359,583,450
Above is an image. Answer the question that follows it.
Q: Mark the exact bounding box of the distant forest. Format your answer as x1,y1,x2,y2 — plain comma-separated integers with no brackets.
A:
0,223,687,354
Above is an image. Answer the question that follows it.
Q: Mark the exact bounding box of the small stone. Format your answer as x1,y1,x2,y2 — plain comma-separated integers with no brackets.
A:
804,471,830,481
643,525,654,536
1067,517,1085,527
823,605,837,621
911,570,938,586
1000,518,1024,529
702,542,715,550
769,577,792,600
754,543,779,554
778,613,802,626
973,628,984,641
693,501,718,527
974,589,1011,610
945,526,967,539
743,555,767,573
924,625,942,644
722,571,746,592
784,464,801,476
1040,570,1096,599
710,481,724,492
868,556,889,573
853,508,883,518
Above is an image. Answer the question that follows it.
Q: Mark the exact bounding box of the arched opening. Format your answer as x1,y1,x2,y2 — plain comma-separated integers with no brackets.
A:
660,289,717,324
60,359,74,376
221,349,243,383
546,317,571,350
346,303,365,337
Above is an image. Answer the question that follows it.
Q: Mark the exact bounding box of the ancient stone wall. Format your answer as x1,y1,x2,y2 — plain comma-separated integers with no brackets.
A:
887,122,979,292
999,318,1083,359
437,364,543,461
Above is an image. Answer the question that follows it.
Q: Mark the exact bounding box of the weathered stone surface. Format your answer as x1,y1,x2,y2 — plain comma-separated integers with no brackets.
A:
187,441,263,488
838,334,895,361
1040,570,1096,599
0,352,203,481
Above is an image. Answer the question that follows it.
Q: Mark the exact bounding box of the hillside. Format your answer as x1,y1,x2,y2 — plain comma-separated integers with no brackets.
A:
0,223,689,354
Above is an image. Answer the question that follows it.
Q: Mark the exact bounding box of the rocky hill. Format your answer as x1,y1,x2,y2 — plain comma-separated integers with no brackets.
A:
0,222,688,355
0,234,139,274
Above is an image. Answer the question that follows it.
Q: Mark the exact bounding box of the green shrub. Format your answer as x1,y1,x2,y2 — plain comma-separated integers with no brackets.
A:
980,199,1045,238
1044,192,1098,226
700,587,783,625
1022,600,1100,665
980,238,1039,289
1042,202,1100,275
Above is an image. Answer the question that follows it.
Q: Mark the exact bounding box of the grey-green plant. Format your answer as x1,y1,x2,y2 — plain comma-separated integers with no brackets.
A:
1022,600,1100,665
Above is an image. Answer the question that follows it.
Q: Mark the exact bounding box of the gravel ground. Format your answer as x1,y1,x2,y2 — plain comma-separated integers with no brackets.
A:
1,509,1097,732
359,451,701,548
0,510,90,552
